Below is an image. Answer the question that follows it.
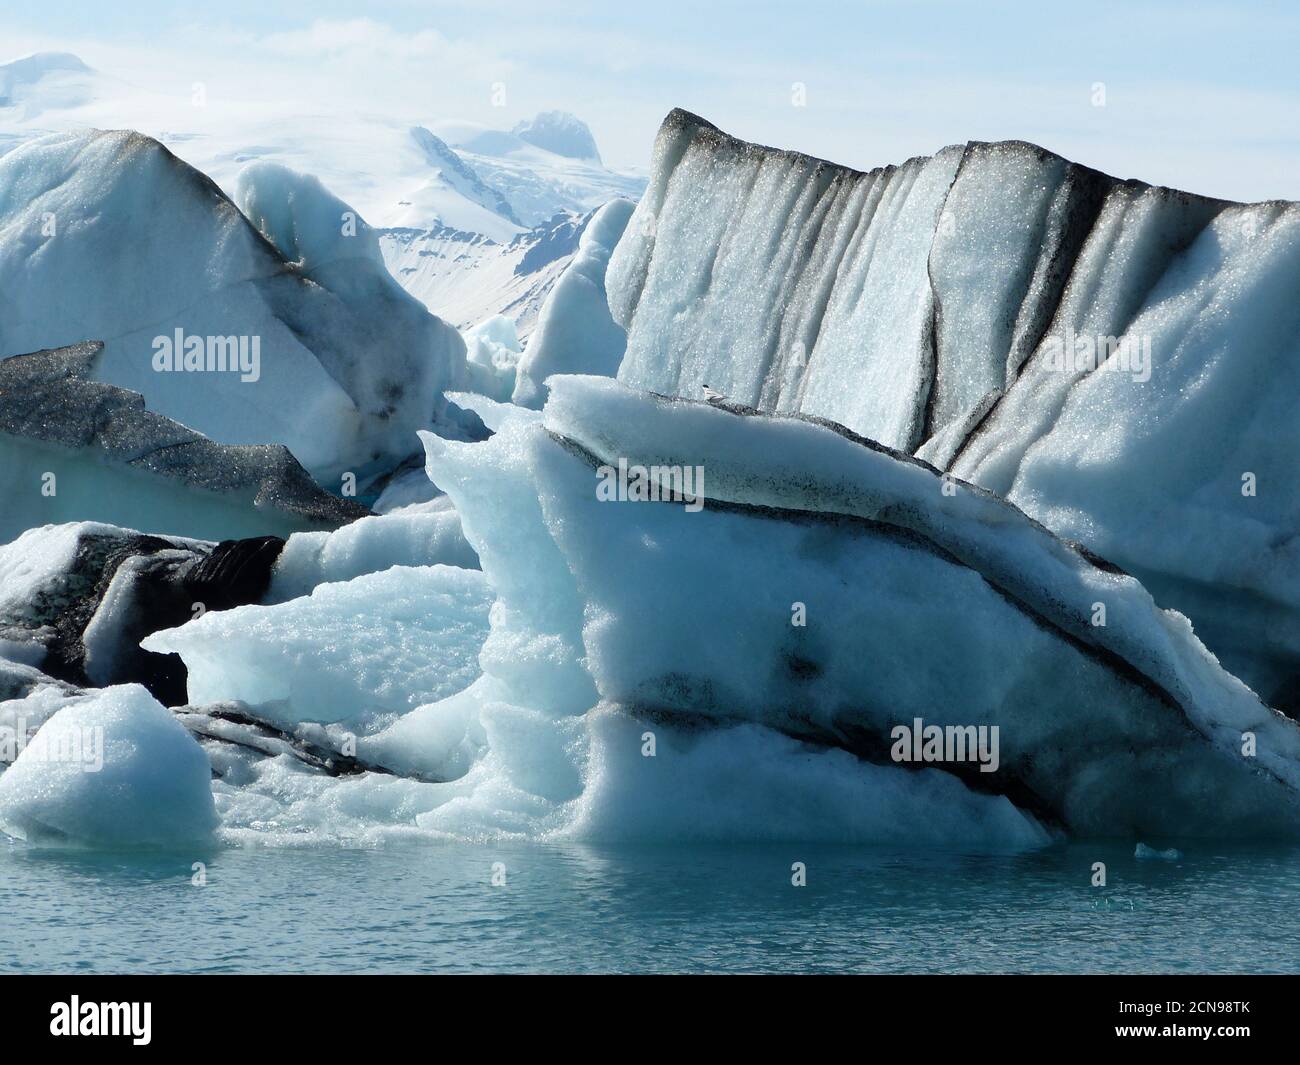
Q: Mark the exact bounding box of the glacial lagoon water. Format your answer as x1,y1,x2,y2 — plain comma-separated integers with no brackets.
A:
3,840,1299,973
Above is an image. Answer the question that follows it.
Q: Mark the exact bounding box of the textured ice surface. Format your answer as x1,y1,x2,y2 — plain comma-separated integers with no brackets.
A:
0,659,85,744
0,521,201,677
532,379,1300,836
606,109,1300,714
0,521,292,704
267,504,478,603
512,198,635,407
422,377,1300,839
144,566,492,728
0,683,216,847
156,377,1300,846
949,201,1300,713
461,315,523,403
0,131,470,484
0,343,368,542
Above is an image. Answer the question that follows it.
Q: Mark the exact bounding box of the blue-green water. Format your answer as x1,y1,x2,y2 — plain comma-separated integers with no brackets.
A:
3,840,1299,973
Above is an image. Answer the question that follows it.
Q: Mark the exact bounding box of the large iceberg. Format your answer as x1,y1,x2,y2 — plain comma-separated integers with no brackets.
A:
0,130,473,486
1,107,1296,855
606,109,1300,714
8,372,1298,847
413,379,1300,839
158,377,1295,846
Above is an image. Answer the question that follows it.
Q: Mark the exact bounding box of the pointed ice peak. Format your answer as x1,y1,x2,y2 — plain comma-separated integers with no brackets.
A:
511,111,601,164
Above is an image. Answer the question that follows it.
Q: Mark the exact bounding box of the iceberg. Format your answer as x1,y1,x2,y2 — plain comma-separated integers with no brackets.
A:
0,130,473,485
606,109,1300,715
123,374,1299,847
1,106,1294,855
410,378,1300,839
144,565,493,729
0,683,217,847
512,198,635,407
0,342,368,543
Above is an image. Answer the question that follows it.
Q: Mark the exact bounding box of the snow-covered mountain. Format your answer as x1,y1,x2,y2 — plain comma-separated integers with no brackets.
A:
378,211,593,338
511,111,602,164
0,52,643,241
427,118,644,227
0,51,95,112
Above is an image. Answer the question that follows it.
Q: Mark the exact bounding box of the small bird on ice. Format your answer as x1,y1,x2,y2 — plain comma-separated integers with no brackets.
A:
702,384,727,404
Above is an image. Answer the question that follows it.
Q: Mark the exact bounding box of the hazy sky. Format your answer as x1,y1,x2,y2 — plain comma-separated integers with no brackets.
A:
3,0,1298,200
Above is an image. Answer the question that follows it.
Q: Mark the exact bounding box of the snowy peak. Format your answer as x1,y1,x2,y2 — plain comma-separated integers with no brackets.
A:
407,125,522,228
511,111,602,164
0,51,92,85
0,52,641,237
0,51,96,110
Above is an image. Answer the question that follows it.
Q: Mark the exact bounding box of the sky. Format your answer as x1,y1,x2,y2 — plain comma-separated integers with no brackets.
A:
2,0,1298,201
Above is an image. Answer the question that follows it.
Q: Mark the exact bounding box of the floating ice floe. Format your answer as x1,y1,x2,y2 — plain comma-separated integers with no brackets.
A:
0,683,217,847
1134,843,1183,861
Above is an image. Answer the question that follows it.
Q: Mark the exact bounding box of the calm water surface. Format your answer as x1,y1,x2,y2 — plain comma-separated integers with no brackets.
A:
3,840,1298,973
